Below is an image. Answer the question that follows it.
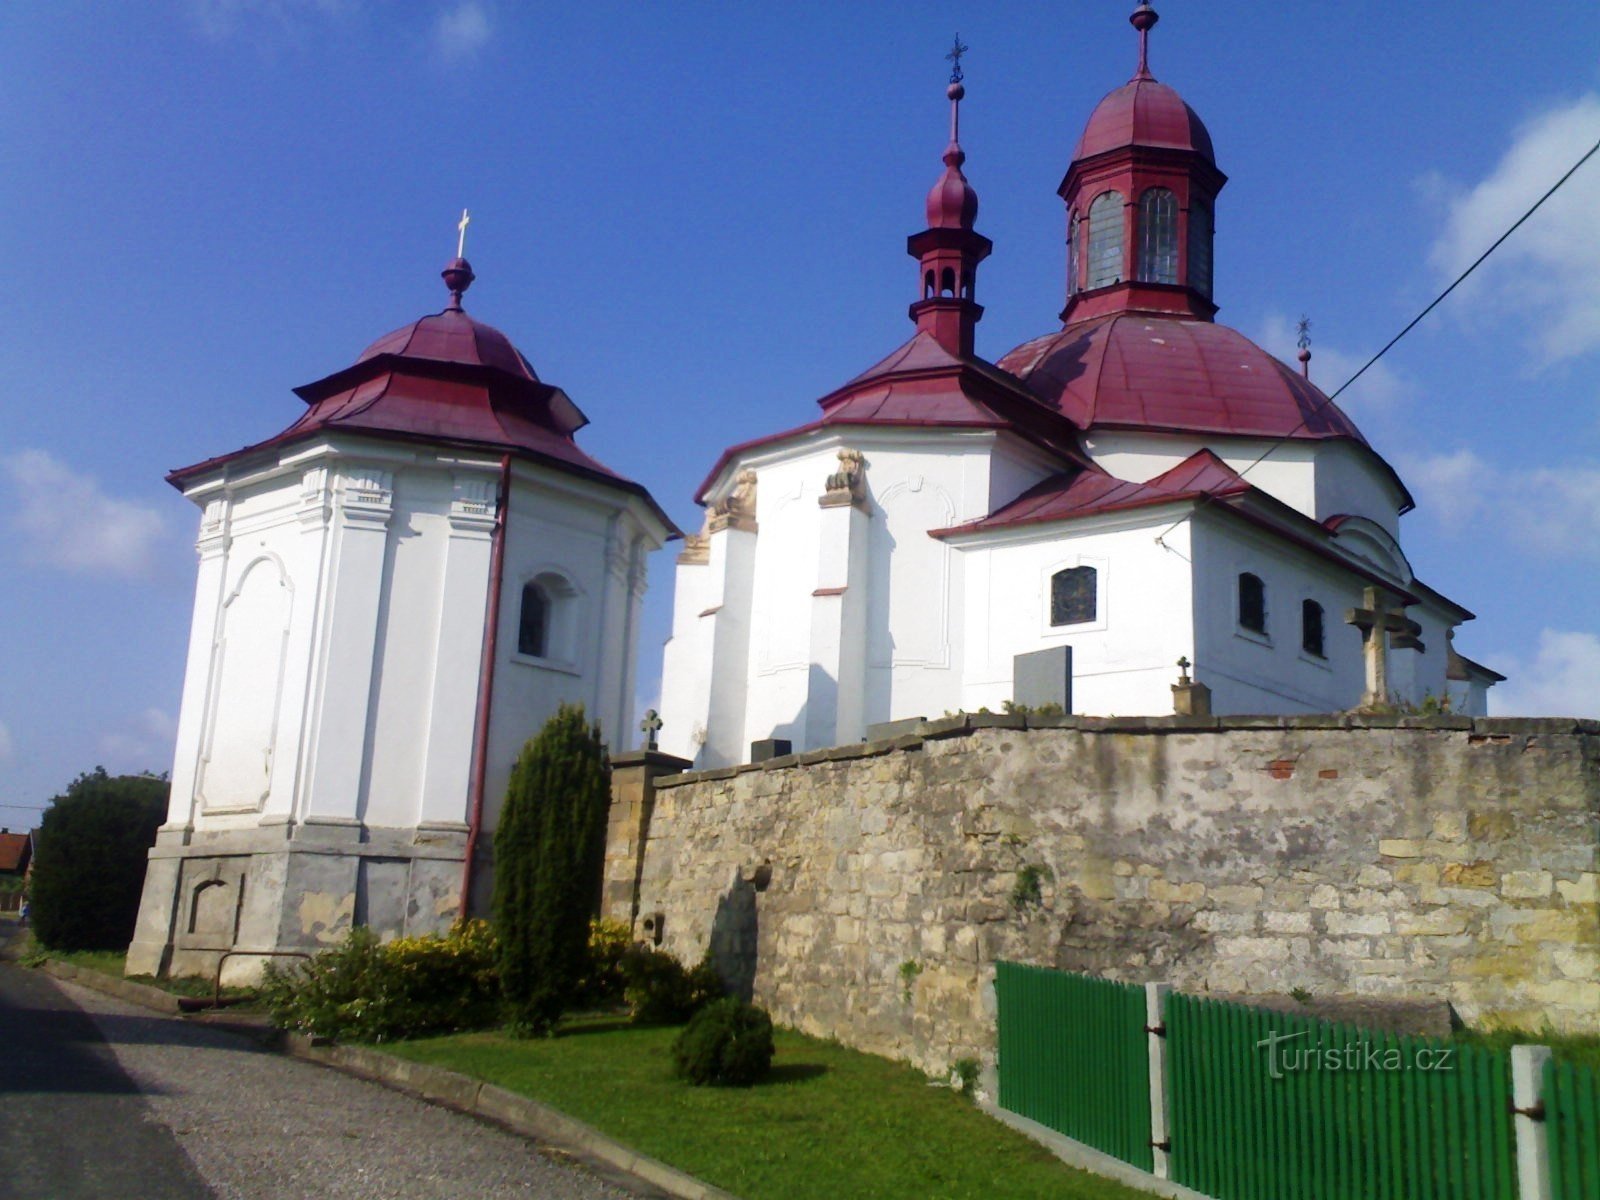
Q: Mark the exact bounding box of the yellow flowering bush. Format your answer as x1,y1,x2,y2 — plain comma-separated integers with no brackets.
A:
262,919,500,1042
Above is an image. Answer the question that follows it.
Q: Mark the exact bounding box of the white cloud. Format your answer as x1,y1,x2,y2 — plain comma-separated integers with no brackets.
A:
2,449,166,578
0,721,12,763
1403,448,1600,557
1425,93,1600,367
1488,629,1600,717
1255,313,1412,424
435,1,491,62
97,709,178,772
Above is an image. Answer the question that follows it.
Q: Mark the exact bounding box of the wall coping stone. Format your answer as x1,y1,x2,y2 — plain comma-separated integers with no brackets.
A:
651,714,1600,788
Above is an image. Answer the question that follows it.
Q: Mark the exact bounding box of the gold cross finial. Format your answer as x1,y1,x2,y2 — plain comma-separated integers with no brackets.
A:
456,208,471,258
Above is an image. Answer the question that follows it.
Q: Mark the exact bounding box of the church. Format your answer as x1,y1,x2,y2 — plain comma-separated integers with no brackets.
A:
128,247,674,980
657,6,1500,768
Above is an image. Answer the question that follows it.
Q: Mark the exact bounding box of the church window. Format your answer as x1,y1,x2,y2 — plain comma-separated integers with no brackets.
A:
1238,572,1266,634
924,269,935,299
940,266,956,296
1067,212,1081,296
1086,191,1125,289
1301,600,1325,657
1136,189,1179,284
518,581,550,658
1188,199,1214,298
1050,566,1097,626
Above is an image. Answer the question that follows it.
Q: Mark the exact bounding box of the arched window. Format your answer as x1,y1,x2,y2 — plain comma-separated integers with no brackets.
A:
518,582,549,657
924,269,935,299
1188,200,1214,298
940,266,956,297
1066,211,1081,297
1136,189,1179,284
1050,566,1097,626
1238,572,1266,634
1301,599,1325,657
1086,191,1125,289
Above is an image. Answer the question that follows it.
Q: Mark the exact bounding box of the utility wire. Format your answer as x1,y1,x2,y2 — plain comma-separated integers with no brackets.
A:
1153,135,1600,549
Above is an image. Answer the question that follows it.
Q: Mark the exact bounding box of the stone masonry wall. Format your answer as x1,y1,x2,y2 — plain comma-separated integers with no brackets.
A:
632,715,1600,1076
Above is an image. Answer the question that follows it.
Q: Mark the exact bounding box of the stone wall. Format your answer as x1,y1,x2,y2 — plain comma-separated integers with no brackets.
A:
627,715,1600,1076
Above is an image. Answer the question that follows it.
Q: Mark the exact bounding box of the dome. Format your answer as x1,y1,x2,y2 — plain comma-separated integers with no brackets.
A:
998,314,1365,443
925,145,979,229
358,307,539,382
1073,76,1215,165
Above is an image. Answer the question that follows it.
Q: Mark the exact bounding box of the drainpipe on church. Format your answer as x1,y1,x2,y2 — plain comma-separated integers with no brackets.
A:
461,453,512,915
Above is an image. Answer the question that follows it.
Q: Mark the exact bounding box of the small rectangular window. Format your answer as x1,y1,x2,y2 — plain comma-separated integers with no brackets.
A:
1301,599,1325,657
1238,572,1266,634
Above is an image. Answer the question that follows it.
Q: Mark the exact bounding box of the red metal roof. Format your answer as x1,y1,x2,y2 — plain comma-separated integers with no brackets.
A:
692,331,1088,503
1074,76,1215,165
999,314,1366,443
167,267,675,533
937,448,1246,535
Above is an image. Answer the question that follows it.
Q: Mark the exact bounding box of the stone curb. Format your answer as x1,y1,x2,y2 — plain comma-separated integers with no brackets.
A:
34,961,737,1200
285,1036,739,1200
39,959,184,1014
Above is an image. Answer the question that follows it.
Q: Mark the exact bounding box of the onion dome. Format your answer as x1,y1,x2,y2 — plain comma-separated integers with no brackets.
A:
926,82,980,228
1074,6,1214,165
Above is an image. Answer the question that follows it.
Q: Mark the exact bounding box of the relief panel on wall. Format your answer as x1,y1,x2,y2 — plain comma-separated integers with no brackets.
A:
197,555,294,813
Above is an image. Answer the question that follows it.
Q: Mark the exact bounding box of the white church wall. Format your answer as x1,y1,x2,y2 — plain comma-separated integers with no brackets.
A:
1314,442,1405,539
1190,512,1370,713
955,511,1196,716
743,451,828,753
659,556,713,762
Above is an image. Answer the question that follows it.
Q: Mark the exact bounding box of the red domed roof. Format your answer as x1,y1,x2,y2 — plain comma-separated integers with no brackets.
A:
359,307,539,381
1074,76,1214,164
998,314,1364,443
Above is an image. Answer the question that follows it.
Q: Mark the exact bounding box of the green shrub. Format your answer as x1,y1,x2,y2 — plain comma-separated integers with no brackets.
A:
493,704,611,1035
671,997,775,1086
577,917,633,1008
261,920,499,1043
30,768,167,951
621,945,724,1024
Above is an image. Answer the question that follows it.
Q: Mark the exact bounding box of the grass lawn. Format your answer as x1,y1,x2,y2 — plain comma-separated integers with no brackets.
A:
388,1019,1148,1200
30,944,258,1004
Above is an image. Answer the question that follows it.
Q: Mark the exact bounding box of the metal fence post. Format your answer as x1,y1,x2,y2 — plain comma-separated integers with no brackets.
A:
1511,1044,1553,1200
1146,981,1173,1180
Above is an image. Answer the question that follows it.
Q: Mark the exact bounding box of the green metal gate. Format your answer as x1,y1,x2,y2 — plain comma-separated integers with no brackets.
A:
994,961,1152,1171
1165,992,1517,1200
1546,1056,1600,1200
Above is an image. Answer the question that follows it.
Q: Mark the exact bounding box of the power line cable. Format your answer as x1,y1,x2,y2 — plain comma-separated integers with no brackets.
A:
1154,134,1600,550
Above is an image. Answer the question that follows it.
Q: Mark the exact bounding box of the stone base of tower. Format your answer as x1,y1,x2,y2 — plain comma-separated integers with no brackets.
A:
125,821,469,986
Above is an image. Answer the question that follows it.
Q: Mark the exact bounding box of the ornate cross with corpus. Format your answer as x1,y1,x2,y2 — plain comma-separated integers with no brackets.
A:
640,708,663,751
1345,586,1424,709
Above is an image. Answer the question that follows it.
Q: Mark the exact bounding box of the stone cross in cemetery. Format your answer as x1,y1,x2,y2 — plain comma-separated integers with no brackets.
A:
1345,586,1424,709
640,709,663,751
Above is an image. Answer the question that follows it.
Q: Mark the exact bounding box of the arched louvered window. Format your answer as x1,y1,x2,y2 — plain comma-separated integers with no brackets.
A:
1302,599,1325,657
1086,191,1125,289
1136,188,1179,284
1238,572,1266,635
518,582,550,658
1066,211,1081,297
1050,566,1097,626
1188,199,1214,298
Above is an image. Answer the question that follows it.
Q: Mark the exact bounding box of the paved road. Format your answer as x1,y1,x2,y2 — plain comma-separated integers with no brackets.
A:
0,965,636,1200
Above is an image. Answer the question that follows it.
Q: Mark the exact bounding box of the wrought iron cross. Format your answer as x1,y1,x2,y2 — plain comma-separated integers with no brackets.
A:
1296,315,1312,352
457,208,471,258
640,708,663,751
946,34,968,84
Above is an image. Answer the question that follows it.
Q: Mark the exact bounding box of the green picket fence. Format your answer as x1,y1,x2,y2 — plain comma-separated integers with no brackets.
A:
1165,992,1517,1200
994,961,1152,1171
1546,1056,1600,1200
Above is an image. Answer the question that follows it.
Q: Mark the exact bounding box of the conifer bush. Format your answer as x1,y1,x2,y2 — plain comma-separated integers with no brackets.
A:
620,945,725,1024
671,997,775,1086
493,703,612,1035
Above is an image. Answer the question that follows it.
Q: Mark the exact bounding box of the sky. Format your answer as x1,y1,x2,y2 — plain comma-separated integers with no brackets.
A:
2,1,1599,821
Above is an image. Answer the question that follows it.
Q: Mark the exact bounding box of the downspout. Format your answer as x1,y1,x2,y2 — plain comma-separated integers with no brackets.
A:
460,453,512,915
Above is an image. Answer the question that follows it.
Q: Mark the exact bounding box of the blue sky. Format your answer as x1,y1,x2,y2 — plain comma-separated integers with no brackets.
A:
3,1,1598,820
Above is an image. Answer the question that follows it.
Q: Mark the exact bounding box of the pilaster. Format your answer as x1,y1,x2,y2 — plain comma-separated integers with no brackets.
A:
602,750,691,926
298,465,394,824
807,449,872,747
